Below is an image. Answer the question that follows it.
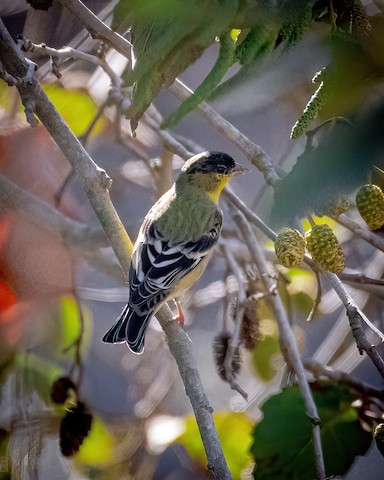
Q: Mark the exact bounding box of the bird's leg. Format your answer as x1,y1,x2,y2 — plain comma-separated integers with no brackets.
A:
172,299,185,326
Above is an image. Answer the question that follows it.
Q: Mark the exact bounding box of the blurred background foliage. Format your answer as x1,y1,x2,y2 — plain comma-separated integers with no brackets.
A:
1,0,384,479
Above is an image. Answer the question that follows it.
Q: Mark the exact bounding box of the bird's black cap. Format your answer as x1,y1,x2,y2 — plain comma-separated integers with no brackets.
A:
182,151,240,175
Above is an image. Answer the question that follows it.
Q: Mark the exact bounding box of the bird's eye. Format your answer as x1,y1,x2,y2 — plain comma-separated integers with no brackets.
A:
216,165,227,174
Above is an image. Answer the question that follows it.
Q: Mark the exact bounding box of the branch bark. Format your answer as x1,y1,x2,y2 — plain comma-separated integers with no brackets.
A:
156,306,232,479
58,0,132,58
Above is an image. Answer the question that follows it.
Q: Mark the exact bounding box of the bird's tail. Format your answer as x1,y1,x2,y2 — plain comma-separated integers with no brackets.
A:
102,305,152,354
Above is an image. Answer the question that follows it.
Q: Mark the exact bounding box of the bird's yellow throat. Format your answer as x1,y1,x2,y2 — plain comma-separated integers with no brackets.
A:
207,176,230,203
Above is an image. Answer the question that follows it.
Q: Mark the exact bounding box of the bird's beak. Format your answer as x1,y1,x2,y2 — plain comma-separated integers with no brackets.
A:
230,163,248,176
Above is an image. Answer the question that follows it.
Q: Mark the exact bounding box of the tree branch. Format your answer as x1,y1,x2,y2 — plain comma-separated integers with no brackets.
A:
334,213,384,253
156,305,232,479
304,359,384,399
0,174,108,250
168,79,281,186
57,0,132,58
322,271,384,378
20,37,122,86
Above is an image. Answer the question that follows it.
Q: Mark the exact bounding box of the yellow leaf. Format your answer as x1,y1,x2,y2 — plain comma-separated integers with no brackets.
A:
76,417,114,465
301,215,337,231
230,29,241,42
178,411,254,479
58,296,92,359
43,85,105,137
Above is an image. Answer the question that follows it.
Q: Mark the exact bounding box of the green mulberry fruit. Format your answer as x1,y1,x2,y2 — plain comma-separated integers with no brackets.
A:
356,184,384,231
315,194,350,217
305,224,346,273
374,423,384,457
274,228,305,268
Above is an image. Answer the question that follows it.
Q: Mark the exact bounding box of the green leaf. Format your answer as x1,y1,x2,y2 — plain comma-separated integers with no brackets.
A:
58,296,92,360
42,85,105,137
112,0,201,31
210,23,278,100
121,0,239,131
284,268,319,315
251,385,372,480
178,411,253,479
234,24,277,65
161,33,235,129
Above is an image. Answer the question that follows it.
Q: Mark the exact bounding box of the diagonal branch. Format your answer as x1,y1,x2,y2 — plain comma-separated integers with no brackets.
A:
168,79,280,186
334,213,384,253
322,271,384,378
304,359,384,399
58,0,132,58
20,37,122,86
0,174,108,249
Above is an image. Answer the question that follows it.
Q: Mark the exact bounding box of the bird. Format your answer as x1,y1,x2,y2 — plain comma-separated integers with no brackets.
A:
102,151,247,354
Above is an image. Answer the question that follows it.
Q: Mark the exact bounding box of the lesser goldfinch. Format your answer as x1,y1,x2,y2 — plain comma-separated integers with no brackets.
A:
102,151,247,354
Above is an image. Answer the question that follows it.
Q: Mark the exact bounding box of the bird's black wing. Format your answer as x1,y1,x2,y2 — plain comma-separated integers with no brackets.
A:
128,212,222,314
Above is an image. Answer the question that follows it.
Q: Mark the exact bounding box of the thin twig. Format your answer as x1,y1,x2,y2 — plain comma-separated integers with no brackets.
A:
304,359,384,399
78,99,108,146
307,269,322,322
322,271,384,378
307,215,317,228
20,38,120,85
229,204,326,480
58,0,132,58
169,79,281,186
153,147,174,197
334,213,384,253
223,187,278,241
338,272,384,287
65,290,85,388
144,109,194,160
323,271,384,342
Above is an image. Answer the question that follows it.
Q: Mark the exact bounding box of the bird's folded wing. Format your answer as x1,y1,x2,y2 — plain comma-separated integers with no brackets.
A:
128,222,220,312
